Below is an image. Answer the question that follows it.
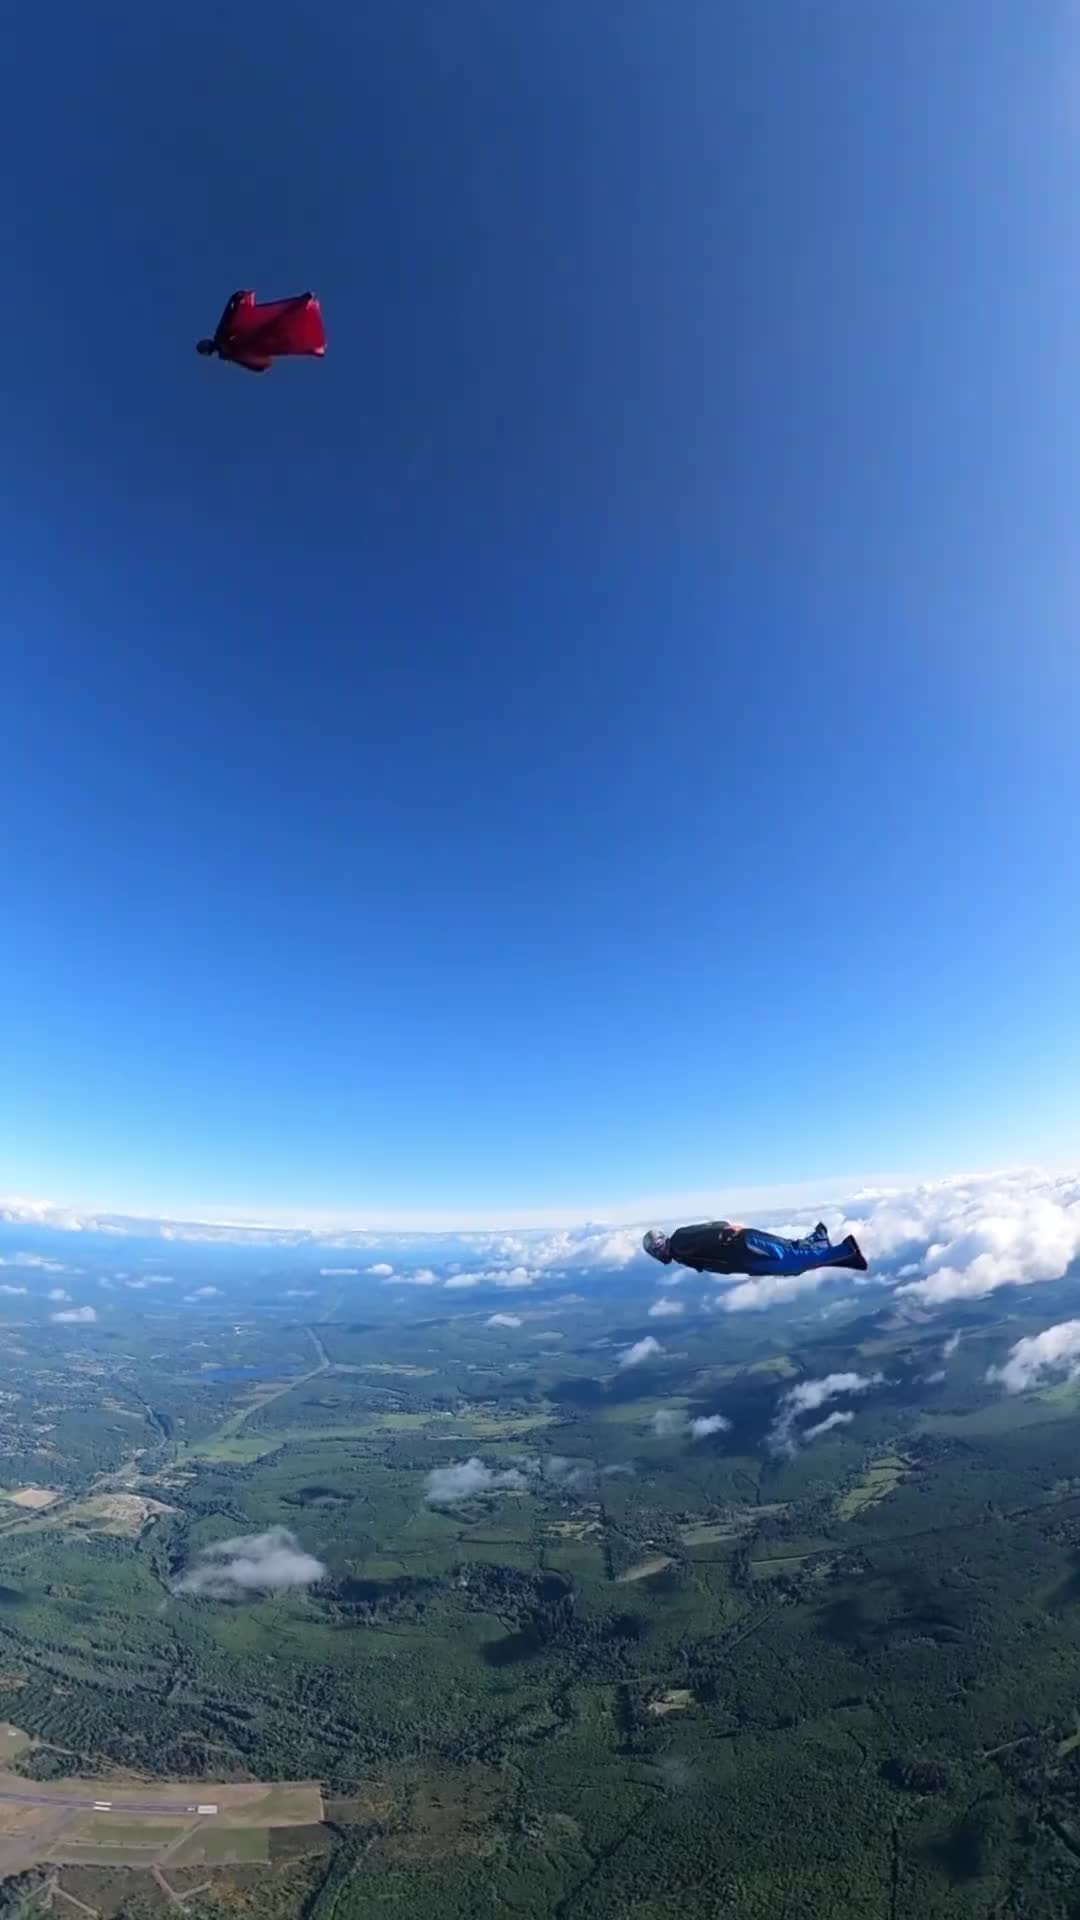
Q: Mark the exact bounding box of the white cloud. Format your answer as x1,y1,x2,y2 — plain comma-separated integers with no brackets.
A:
392,1271,441,1287
0,1253,68,1273
493,1268,535,1290
0,1284,27,1296
286,1288,316,1298
651,1407,729,1440
872,1173,1080,1307
184,1286,221,1301
144,1274,173,1285
424,1458,531,1505
685,1170,1080,1314
365,1264,394,1278
942,1332,961,1359
769,1371,883,1456
541,1455,596,1492
463,1227,642,1274
441,1267,536,1291
720,1268,839,1313
652,1408,688,1437
617,1336,662,1370
988,1319,1080,1394
48,1288,70,1303
425,1453,594,1505
649,1297,684,1318
175,1527,326,1598
486,1313,522,1328
51,1305,97,1325
691,1413,731,1439
320,1266,359,1276
803,1410,854,1442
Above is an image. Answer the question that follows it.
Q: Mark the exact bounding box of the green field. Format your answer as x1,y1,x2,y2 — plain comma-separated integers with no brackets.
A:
168,1827,270,1866
836,1451,914,1519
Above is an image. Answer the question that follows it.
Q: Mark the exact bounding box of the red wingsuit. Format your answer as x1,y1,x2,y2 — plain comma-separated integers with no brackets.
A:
196,291,327,373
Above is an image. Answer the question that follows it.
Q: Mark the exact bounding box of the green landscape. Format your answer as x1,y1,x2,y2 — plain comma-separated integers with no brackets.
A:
1,1265,1080,1917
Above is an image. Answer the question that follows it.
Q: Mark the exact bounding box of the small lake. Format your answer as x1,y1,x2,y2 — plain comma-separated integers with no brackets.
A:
200,1364,299,1382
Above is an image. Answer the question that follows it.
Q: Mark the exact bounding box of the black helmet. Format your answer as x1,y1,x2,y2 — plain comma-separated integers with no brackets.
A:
643,1229,673,1264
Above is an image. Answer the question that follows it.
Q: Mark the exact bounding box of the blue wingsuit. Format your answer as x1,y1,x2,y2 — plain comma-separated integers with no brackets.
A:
667,1220,867,1278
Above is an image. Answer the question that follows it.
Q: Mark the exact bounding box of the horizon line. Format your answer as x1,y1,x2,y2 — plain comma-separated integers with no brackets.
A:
0,1162,1058,1239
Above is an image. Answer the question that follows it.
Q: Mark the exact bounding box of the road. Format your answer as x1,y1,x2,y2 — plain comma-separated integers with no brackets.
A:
0,1788,214,1816
306,1325,330,1368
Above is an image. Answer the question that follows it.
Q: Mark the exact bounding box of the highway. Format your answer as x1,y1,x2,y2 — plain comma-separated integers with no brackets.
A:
0,1788,215,1816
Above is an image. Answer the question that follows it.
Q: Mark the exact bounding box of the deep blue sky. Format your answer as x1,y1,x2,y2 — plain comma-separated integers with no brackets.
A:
5,1,1080,1223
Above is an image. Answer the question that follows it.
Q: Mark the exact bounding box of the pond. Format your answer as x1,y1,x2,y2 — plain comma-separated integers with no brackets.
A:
200,1364,300,1382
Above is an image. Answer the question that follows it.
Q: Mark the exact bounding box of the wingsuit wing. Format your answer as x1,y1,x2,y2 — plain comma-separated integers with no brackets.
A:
205,291,326,368
254,293,326,357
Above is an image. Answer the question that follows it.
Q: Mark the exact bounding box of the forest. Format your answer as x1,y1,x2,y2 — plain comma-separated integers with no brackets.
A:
2,1254,1080,1915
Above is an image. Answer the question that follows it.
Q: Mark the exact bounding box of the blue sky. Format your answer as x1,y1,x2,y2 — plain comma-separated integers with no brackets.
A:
4,1,1080,1225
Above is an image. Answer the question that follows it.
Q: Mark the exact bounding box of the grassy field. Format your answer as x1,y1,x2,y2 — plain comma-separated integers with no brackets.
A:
189,1408,559,1462
55,1820,187,1852
916,1390,1080,1436
167,1827,270,1866
836,1452,914,1519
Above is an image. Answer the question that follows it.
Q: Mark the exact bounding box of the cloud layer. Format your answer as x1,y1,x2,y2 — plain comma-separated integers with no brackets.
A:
698,1170,1080,1313
7,1167,1080,1315
865,1172,1080,1307
175,1527,327,1598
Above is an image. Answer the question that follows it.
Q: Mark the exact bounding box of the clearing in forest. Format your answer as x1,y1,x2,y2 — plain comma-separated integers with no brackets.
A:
648,1689,694,1716
616,1554,674,1583
837,1453,914,1520
61,1495,175,1536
